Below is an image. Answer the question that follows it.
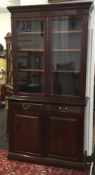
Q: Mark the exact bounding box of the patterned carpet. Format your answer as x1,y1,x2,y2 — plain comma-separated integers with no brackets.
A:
0,149,90,175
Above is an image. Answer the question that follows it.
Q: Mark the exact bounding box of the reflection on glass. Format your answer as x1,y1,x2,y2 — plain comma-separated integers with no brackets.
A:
17,21,43,32
52,33,81,50
52,52,81,71
17,52,44,93
17,20,44,50
51,19,82,96
18,52,44,69
51,72,80,95
52,19,82,31
17,34,44,50
16,20,45,94
18,71,44,93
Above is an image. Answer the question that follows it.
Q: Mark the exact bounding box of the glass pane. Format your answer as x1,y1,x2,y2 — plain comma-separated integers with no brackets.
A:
18,71,44,93
51,72,80,95
52,32,81,50
18,52,44,93
17,34,44,50
51,19,82,96
52,19,82,31
18,52,44,69
16,20,45,94
17,21,44,32
17,21,44,50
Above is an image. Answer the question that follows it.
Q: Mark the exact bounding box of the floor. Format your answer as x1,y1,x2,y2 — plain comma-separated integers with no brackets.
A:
0,104,8,149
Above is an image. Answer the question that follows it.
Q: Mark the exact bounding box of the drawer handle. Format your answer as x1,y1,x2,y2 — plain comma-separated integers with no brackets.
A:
22,104,31,109
64,107,68,110
59,107,68,111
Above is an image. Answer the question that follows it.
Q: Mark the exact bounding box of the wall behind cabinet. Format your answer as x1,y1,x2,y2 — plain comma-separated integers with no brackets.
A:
0,13,11,49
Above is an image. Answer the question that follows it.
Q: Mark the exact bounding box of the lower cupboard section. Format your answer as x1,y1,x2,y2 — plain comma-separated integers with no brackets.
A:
8,99,86,168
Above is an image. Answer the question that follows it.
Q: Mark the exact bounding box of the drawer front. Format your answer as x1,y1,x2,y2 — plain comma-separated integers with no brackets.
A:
46,105,83,114
11,102,43,114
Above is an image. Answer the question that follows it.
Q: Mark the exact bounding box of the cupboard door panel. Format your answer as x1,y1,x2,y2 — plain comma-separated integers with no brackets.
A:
47,112,84,161
9,105,44,156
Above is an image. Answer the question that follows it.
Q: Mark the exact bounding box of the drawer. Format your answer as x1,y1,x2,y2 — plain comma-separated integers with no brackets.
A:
11,102,43,114
47,105,83,114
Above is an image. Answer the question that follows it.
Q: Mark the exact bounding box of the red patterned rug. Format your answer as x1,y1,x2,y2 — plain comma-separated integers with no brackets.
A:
0,149,90,175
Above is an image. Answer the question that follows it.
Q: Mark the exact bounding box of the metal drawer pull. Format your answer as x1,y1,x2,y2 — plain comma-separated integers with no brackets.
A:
22,104,31,109
64,107,68,110
62,107,68,112
59,107,68,111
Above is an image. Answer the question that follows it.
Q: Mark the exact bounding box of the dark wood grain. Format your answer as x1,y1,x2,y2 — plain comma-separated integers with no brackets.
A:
7,1,92,168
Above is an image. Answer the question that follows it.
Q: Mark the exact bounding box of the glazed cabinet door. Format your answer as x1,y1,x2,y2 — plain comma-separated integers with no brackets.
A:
46,105,84,162
8,101,44,156
13,18,46,95
49,17,87,99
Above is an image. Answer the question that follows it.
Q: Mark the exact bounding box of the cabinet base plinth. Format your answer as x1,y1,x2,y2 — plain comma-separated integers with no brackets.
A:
8,152,86,169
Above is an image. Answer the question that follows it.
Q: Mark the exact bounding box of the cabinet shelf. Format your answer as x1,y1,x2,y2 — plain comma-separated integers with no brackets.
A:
18,49,81,52
18,32,44,35
19,68,44,72
53,30,82,34
18,49,44,52
27,83,40,87
53,49,81,52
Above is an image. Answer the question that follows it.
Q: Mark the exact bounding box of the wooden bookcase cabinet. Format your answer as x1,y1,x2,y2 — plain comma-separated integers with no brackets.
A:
7,2,92,168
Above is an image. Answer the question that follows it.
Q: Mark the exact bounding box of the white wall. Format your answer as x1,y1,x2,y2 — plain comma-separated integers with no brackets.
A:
84,0,95,155
20,0,48,5
0,0,48,49
0,13,11,49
